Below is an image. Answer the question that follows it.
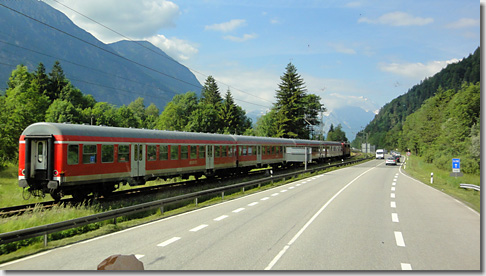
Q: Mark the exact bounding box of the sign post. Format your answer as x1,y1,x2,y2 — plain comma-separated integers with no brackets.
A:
450,158,463,177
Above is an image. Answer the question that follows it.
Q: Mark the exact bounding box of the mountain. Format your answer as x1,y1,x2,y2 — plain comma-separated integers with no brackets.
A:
322,106,376,141
0,1,201,110
357,47,480,149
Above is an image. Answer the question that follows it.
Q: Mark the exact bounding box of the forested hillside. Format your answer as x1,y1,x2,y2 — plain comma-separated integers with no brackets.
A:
401,83,480,174
354,47,480,149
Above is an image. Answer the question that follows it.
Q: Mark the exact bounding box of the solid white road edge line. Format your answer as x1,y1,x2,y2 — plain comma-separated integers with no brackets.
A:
264,165,378,270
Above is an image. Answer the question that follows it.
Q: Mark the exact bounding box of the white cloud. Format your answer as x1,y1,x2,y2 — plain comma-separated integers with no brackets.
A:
205,19,247,33
328,43,356,55
379,59,460,80
146,35,198,61
345,1,362,8
358,11,433,26
445,18,479,29
223,33,258,42
46,0,180,43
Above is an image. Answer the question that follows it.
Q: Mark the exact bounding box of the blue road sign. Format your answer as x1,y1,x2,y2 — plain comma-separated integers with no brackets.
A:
452,158,460,172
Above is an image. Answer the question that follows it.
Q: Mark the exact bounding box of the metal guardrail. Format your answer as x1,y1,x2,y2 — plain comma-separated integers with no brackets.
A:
0,157,371,246
459,183,480,191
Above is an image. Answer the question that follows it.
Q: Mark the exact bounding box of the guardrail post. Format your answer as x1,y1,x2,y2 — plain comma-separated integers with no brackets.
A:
159,205,164,215
195,197,198,206
222,191,224,200
113,217,117,225
242,187,245,193
44,233,48,247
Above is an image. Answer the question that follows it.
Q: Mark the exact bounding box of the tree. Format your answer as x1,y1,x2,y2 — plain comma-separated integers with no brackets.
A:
219,89,237,134
117,105,139,128
144,103,160,129
156,91,199,131
45,99,81,123
128,97,146,127
273,63,313,139
47,61,69,102
327,124,348,142
200,76,222,106
254,110,277,137
0,65,50,163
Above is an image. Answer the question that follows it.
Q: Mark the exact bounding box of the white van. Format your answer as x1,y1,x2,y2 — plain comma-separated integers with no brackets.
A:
376,149,384,159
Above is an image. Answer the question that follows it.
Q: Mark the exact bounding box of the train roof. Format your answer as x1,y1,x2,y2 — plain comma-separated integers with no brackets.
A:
21,123,348,146
21,123,235,143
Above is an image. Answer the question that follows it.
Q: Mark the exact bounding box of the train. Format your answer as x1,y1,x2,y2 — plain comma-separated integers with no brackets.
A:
18,122,351,201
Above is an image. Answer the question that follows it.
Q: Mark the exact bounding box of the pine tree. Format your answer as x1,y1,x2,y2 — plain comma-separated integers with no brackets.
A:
220,89,237,134
273,63,307,138
200,76,222,105
48,61,68,102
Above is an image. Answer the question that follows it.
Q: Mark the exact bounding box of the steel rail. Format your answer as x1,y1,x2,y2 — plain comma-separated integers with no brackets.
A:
0,157,371,245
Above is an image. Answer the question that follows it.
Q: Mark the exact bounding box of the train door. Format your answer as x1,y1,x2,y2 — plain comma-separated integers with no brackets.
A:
131,144,146,177
206,145,214,170
31,140,47,178
257,145,262,164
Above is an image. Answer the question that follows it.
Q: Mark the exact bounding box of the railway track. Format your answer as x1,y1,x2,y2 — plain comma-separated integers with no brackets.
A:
0,167,273,217
0,158,353,218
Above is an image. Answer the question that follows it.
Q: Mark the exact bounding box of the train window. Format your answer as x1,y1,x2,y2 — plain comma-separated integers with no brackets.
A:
37,142,44,163
147,145,157,161
101,145,114,163
242,146,247,156
159,145,168,160
190,145,197,159
67,145,79,165
181,146,188,160
215,146,221,158
222,146,227,157
170,145,179,160
199,145,205,159
83,144,97,164
118,145,129,162
248,146,253,155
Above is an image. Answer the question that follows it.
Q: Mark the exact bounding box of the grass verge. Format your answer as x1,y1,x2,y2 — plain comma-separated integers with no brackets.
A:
0,156,371,264
402,155,480,212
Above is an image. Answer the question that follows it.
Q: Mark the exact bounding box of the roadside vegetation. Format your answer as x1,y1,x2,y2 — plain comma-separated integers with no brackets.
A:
0,155,369,264
403,155,480,213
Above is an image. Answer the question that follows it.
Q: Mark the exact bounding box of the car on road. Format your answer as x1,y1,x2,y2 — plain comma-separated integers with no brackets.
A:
385,157,397,166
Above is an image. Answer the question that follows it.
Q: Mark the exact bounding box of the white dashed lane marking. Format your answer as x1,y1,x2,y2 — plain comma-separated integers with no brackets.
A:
390,201,396,208
232,208,245,213
261,197,270,201
392,213,399,222
157,237,181,247
394,231,406,247
248,202,259,206
214,215,229,221
391,193,395,198
401,263,412,270
190,224,208,232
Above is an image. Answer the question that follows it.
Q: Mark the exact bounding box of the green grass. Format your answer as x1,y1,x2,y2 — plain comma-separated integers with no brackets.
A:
0,157,371,264
403,155,480,212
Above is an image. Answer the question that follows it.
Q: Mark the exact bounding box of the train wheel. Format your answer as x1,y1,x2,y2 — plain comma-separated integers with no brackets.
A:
49,189,62,202
72,190,89,202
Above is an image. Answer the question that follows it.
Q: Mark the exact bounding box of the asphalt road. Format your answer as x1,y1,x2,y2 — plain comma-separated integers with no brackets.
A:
0,158,480,271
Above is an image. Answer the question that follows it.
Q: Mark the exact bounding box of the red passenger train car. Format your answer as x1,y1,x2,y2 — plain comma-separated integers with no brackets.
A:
18,123,350,200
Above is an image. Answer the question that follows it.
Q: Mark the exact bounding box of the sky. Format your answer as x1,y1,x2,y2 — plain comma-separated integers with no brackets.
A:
44,0,481,118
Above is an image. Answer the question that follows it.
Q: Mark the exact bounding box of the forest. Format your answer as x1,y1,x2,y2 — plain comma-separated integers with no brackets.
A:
353,47,480,175
354,47,480,150
400,82,480,174
0,61,325,168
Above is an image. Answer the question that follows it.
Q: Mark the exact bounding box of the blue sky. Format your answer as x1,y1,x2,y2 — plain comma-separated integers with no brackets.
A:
46,0,481,117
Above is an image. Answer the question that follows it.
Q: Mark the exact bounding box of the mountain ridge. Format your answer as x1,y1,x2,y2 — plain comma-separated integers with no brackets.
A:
0,0,201,110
